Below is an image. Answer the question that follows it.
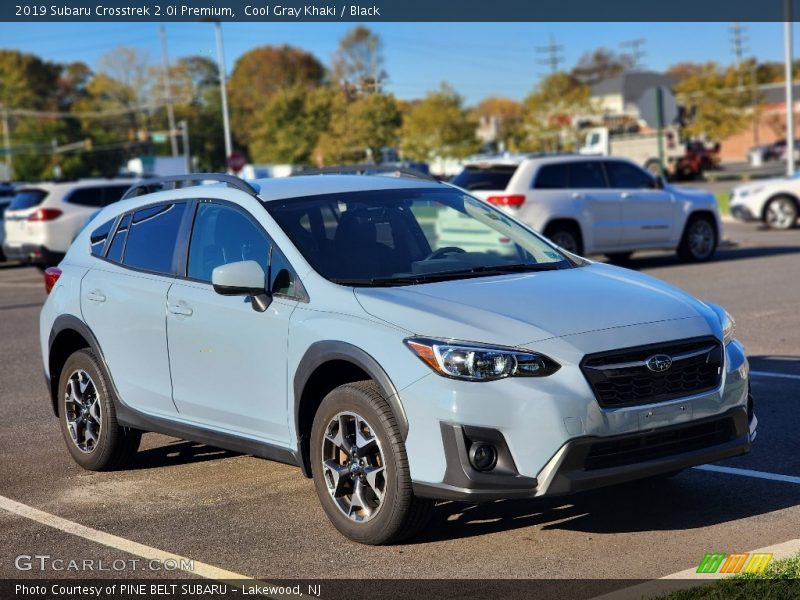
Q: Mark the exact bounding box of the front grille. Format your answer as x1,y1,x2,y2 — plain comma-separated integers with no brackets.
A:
584,417,735,470
581,337,723,408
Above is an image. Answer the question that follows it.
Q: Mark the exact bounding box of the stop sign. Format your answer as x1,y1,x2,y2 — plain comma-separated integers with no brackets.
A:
227,151,246,173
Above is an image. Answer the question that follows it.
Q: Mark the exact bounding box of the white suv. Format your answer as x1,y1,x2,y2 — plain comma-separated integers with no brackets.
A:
40,172,754,544
450,155,721,262
3,179,133,265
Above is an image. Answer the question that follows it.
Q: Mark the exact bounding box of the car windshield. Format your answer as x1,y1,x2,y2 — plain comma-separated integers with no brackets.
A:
266,187,573,287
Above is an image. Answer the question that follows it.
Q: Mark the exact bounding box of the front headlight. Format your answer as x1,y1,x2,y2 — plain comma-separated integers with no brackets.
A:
706,303,735,345
404,337,560,381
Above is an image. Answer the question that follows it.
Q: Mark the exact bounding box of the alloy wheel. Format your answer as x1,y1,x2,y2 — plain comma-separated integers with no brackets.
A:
688,220,715,259
550,231,578,254
64,369,102,453
766,198,797,229
321,411,386,523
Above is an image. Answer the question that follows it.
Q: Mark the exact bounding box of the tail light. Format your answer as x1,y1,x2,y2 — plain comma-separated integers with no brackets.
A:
28,208,63,222
486,195,525,207
44,267,62,294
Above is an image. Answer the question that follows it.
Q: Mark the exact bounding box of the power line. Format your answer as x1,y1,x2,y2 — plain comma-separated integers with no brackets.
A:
6,98,192,120
535,34,563,75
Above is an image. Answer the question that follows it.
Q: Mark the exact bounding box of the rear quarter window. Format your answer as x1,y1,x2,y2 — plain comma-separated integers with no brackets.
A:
89,219,115,257
9,189,48,210
452,165,518,191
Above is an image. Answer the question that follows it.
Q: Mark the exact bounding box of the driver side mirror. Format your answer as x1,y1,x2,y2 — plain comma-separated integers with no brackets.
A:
211,260,272,312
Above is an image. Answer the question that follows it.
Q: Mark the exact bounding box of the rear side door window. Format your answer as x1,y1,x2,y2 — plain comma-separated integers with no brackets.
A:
604,161,655,189
120,203,187,274
567,161,608,188
533,164,569,189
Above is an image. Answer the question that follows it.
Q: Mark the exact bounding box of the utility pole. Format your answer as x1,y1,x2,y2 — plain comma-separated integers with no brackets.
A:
620,39,646,71
1,107,11,180
179,120,191,173
730,22,758,147
536,34,564,75
159,26,179,157
785,5,796,175
214,22,233,162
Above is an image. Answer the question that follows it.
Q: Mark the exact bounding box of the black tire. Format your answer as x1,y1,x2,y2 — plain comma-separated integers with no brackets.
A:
310,381,434,545
764,196,799,230
605,252,633,264
58,349,141,471
544,222,583,256
677,214,718,262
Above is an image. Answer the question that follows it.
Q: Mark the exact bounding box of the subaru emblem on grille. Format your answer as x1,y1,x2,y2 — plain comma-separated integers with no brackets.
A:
645,354,673,372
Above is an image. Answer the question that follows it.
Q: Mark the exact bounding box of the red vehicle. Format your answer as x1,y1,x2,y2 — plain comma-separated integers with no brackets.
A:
676,141,720,180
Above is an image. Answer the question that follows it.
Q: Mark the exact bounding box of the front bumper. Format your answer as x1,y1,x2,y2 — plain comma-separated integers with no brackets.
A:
730,204,758,222
406,329,754,502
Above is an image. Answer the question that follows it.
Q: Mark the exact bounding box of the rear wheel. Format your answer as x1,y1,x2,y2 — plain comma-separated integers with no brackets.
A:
544,222,583,256
677,215,718,262
58,349,141,471
764,196,798,230
310,381,434,545
645,160,662,177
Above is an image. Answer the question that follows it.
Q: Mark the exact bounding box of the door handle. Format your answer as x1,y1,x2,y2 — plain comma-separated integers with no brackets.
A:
571,192,584,199
620,192,632,199
86,290,106,303
168,302,193,317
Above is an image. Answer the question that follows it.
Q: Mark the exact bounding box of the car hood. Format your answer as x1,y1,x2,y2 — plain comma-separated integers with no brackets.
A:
668,185,716,205
354,262,717,347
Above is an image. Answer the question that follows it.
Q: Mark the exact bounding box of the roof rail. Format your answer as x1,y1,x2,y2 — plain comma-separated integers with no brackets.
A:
121,173,259,201
290,165,439,182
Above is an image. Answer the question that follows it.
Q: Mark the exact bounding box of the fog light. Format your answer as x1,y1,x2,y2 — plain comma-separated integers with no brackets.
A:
469,443,497,471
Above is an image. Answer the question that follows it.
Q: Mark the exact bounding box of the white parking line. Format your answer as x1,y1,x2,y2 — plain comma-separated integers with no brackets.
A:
751,370,800,381
693,464,800,485
0,494,272,587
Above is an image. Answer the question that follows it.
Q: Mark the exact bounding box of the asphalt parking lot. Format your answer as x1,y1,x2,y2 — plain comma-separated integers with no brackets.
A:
1,220,799,595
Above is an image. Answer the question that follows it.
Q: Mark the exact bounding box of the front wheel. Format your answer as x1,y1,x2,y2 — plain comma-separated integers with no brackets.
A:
677,215,718,262
544,223,583,256
764,196,798,230
310,381,434,545
58,349,141,471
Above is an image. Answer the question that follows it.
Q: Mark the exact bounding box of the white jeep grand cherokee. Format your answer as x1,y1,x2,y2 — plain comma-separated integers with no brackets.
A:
451,155,721,262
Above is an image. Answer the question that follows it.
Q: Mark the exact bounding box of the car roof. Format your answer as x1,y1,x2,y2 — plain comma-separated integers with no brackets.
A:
251,174,444,202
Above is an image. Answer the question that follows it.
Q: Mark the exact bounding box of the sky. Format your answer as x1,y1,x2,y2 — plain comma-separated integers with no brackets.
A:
2,21,799,104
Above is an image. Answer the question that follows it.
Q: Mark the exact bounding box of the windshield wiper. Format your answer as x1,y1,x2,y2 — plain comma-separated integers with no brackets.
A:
331,263,564,287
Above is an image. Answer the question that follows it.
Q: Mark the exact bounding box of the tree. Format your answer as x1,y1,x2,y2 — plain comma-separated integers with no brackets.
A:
249,85,337,165
520,72,592,151
473,97,524,151
674,62,761,140
0,49,61,110
399,83,478,161
571,48,633,85
666,62,705,82
332,26,386,96
316,93,401,164
228,45,325,147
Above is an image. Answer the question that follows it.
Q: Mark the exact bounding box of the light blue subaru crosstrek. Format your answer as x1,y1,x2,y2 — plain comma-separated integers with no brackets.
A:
39,172,756,544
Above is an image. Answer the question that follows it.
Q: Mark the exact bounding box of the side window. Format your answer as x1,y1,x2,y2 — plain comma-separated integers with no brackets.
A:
89,218,115,257
269,246,296,297
102,186,130,206
604,161,655,189
187,203,270,282
533,164,569,189
66,187,105,207
567,161,608,188
106,214,131,263
122,203,187,274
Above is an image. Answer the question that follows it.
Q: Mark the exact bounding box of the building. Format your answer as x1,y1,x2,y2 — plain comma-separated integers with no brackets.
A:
590,71,678,120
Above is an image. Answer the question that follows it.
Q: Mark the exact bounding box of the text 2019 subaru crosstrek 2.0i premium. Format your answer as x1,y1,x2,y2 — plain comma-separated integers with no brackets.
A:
40,173,756,544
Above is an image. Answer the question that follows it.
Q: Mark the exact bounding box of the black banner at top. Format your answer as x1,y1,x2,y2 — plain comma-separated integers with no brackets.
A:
3,0,800,22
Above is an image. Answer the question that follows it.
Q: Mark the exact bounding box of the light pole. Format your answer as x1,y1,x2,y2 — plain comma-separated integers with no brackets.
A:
159,26,179,157
214,22,233,163
179,120,191,173
785,3,795,175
